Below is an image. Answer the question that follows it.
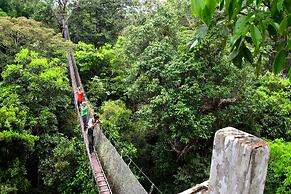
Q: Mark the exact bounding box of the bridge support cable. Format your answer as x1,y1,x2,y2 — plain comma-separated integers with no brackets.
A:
62,19,112,194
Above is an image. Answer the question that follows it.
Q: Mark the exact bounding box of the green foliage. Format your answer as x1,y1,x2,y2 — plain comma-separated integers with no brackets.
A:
129,41,254,192
190,0,291,78
121,7,180,60
250,24,262,49
101,100,137,158
0,0,37,17
1,49,71,134
75,42,101,73
75,41,129,103
0,87,27,131
215,72,291,141
1,0,290,193
0,8,7,16
0,184,17,194
0,3,106,194
0,131,38,193
87,76,108,107
0,49,90,193
0,131,38,151
265,139,291,194
115,3,254,192
69,0,135,46
254,73,291,140
108,1,290,192
39,132,97,193
31,0,59,28
0,0,59,29
0,17,68,71
273,50,286,74
190,0,219,26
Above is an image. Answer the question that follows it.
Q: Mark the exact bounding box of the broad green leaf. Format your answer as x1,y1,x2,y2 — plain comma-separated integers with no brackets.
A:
206,0,219,12
234,15,251,36
288,40,291,50
273,50,286,74
202,6,212,26
289,68,291,82
268,23,279,36
225,0,231,12
191,0,205,18
256,55,262,76
279,17,288,34
277,0,284,12
228,0,235,19
191,0,218,26
271,22,280,31
204,0,219,25
250,25,262,48
270,0,279,15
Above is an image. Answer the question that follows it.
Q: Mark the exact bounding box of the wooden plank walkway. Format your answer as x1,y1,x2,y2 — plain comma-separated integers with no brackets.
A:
68,47,112,193
58,8,112,193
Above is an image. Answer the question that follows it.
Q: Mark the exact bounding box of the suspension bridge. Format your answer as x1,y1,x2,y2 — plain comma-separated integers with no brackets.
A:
62,19,270,194
63,20,161,193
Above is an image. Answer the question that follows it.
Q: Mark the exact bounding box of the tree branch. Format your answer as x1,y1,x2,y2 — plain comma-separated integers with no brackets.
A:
176,139,197,161
199,98,237,113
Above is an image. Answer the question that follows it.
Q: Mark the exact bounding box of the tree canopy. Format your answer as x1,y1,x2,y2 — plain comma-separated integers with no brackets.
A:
190,0,291,78
0,0,290,193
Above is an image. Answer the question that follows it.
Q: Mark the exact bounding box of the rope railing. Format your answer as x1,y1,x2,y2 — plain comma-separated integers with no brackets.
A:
102,129,163,194
63,22,112,193
68,50,112,194
69,48,162,193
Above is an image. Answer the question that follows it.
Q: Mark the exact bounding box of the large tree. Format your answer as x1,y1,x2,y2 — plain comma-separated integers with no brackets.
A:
68,0,135,46
0,15,97,192
0,17,68,74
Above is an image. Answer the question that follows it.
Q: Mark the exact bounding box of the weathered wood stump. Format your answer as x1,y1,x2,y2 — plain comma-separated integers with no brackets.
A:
208,127,270,194
179,127,270,194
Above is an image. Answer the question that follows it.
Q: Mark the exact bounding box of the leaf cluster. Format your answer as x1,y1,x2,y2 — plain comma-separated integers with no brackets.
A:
191,0,291,79
265,139,291,194
0,17,69,72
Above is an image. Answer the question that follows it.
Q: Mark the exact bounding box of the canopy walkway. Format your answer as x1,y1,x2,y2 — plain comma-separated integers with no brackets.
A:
67,47,112,194
63,22,161,193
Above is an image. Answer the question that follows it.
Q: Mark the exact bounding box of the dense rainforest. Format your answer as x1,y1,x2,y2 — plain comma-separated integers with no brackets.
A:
0,0,290,194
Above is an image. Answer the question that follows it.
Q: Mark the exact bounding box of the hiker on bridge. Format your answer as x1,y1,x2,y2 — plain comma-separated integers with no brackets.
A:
87,114,101,154
75,86,84,108
81,101,88,130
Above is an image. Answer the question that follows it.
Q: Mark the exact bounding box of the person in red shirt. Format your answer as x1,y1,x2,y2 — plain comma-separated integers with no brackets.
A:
75,87,84,108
